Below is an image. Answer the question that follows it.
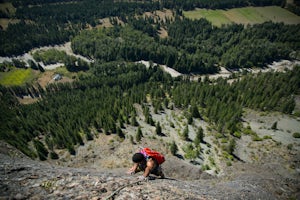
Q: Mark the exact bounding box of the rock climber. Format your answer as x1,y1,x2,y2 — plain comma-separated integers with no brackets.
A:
127,148,165,180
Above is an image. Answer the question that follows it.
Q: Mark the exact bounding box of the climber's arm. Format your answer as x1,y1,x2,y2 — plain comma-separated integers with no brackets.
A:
127,163,139,174
143,158,155,177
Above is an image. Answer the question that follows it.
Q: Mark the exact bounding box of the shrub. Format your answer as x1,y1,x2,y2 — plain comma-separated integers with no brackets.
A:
263,135,272,139
201,164,210,171
233,131,241,138
221,138,228,143
226,161,232,166
216,133,223,138
170,121,175,128
183,144,199,160
293,132,300,138
67,144,76,155
287,144,293,150
294,111,300,117
208,156,215,166
50,151,59,159
252,135,263,141
223,151,234,160
243,127,256,135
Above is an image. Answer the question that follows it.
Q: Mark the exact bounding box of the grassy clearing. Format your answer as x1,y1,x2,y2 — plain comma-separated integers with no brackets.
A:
0,18,20,30
183,9,232,27
0,2,16,15
0,2,17,29
255,6,300,24
55,66,78,79
0,68,34,86
224,7,266,24
183,6,300,27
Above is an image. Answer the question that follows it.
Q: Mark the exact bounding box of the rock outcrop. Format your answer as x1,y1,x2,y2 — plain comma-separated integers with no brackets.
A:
1,141,299,200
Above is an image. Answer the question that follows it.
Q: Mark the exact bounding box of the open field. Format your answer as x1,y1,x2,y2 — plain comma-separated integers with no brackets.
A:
0,2,16,15
183,6,300,27
0,2,17,29
0,18,20,30
184,9,232,27
255,6,300,24
0,68,34,86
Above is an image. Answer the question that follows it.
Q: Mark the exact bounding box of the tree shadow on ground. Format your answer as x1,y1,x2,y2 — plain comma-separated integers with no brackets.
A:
190,160,201,165
175,154,184,159
157,132,167,137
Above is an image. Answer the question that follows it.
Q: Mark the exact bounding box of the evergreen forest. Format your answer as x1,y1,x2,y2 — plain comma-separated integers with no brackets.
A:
0,0,300,161
1,62,299,160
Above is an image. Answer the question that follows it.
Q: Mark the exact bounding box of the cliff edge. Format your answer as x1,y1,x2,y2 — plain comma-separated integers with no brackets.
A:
1,141,299,200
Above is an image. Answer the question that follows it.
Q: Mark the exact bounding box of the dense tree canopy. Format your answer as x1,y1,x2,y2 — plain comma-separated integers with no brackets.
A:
165,19,299,70
1,61,299,159
70,19,300,73
0,0,159,56
1,0,299,160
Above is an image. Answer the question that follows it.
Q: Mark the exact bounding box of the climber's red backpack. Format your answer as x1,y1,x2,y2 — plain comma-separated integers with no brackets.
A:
140,147,165,164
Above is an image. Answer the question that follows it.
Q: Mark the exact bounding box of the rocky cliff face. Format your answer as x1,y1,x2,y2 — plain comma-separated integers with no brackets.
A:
1,141,299,200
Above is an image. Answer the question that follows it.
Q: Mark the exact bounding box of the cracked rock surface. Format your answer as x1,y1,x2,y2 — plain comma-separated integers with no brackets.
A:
1,141,299,200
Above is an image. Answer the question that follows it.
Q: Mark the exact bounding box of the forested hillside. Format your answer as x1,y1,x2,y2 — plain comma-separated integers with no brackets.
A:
71,18,300,73
1,61,299,160
1,0,299,73
0,0,300,164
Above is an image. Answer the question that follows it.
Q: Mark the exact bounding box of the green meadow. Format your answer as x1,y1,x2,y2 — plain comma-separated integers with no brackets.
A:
0,2,16,15
183,9,232,27
183,6,300,27
0,68,34,86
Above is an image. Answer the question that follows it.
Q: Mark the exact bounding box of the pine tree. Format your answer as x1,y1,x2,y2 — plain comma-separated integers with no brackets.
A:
182,125,189,141
170,141,178,156
117,126,125,139
130,135,135,144
271,121,277,130
194,127,204,146
190,104,201,118
156,122,162,136
187,114,193,124
131,111,139,126
33,139,49,161
136,127,143,142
